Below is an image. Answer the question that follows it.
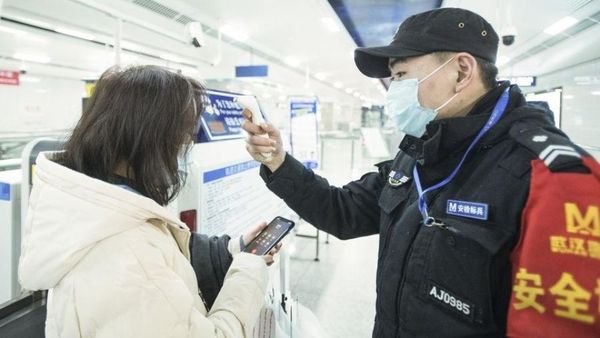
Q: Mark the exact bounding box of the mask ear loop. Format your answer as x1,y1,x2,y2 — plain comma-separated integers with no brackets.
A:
185,85,199,165
192,97,198,115
418,55,456,84
190,96,199,151
435,92,460,112
417,55,460,113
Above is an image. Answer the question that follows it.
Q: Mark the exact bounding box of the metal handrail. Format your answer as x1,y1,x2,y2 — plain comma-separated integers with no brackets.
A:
0,130,68,143
0,159,20,171
319,131,361,140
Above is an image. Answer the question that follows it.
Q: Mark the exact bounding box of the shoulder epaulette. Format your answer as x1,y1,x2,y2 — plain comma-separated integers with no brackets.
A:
375,160,393,169
509,122,588,172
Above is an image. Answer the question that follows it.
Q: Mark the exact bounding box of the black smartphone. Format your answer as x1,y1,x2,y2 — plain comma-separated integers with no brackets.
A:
243,216,295,256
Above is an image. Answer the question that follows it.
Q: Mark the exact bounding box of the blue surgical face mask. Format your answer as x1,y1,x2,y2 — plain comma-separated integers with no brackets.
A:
177,97,198,182
386,56,459,137
177,151,192,182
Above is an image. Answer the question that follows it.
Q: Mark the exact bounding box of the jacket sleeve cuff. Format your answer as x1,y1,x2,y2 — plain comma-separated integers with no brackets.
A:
259,153,308,200
209,252,268,331
227,253,268,295
227,236,243,256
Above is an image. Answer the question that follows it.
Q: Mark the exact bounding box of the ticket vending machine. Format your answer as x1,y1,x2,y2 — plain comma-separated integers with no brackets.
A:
0,169,21,305
0,138,62,336
1,137,62,305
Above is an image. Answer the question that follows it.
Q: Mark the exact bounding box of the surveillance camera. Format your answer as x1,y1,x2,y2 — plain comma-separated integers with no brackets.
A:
185,22,205,48
502,35,516,46
501,26,518,46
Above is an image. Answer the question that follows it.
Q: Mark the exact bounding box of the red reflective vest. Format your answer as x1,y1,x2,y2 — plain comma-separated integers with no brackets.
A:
508,156,600,337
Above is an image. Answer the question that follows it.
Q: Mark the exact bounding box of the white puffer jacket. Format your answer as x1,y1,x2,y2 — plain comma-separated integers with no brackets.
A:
19,153,268,338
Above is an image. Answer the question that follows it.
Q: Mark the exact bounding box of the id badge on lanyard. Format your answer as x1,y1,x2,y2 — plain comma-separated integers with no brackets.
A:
412,87,510,227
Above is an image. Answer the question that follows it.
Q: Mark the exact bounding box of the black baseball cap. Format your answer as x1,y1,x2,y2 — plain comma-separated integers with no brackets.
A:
354,7,499,78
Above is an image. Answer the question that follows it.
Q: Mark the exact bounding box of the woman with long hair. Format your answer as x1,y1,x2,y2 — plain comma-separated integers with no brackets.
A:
19,65,274,337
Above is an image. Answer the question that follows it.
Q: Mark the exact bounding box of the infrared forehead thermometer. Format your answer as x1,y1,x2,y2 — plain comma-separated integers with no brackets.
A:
235,95,266,126
235,95,272,159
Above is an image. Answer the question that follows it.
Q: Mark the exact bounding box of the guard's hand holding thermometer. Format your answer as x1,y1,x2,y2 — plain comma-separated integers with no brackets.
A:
240,96,286,173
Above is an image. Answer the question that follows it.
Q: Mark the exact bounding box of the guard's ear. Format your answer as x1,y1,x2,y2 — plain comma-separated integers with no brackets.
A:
454,53,478,93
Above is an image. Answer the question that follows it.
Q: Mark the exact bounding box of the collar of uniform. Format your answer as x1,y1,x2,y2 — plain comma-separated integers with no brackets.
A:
399,81,511,165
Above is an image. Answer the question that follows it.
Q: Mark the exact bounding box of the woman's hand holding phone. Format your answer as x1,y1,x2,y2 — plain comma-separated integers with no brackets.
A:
242,222,282,266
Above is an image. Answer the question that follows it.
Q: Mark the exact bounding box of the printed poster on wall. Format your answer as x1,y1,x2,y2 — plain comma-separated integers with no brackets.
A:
290,97,319,169
199,160,291,236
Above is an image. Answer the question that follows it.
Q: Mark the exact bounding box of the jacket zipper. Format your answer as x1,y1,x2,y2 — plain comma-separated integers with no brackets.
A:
381,218,396,255
381,187,417,254
394,189,443,334
377,187,414,322
394,224,421,333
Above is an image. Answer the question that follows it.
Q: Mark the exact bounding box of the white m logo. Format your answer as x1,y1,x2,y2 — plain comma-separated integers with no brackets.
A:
448,202,458,213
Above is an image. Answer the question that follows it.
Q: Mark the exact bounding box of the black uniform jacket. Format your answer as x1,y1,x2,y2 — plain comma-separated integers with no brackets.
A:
259,82,587,337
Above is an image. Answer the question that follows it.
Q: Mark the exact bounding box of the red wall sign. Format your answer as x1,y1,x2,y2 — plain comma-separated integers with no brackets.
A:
0,70,20,86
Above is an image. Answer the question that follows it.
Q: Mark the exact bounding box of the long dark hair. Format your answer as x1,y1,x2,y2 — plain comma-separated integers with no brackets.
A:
55,65,204,205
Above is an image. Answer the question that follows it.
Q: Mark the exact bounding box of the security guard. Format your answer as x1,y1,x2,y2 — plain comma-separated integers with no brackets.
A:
243,7,589,337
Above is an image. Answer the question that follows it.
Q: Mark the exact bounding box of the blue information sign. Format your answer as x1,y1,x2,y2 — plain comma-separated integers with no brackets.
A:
0,182,10,201
235,65,269,78
290,101,317,118
290,97,319,169
198,89,265,142
202,161,260,183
